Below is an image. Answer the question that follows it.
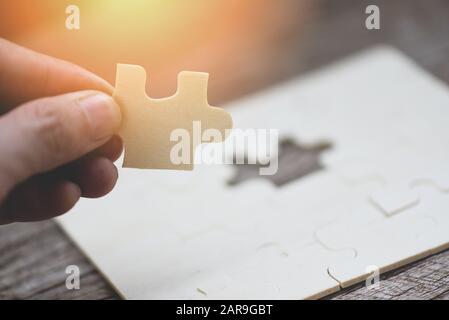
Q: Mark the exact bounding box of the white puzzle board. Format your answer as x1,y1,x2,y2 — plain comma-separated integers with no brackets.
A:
58,46,449,299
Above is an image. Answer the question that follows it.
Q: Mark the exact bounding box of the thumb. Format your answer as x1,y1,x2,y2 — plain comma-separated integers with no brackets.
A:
0,90,121,198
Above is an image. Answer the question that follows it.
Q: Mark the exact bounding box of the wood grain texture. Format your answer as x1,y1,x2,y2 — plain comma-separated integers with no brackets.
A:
0,222,118,300
1,0,449,300
327,250,449,300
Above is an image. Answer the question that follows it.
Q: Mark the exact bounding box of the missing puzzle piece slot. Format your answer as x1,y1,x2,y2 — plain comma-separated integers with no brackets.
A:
227,138,332,187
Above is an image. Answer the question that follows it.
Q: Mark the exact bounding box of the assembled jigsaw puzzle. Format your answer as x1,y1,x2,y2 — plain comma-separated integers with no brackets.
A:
58,46,449,299
114,64,233,170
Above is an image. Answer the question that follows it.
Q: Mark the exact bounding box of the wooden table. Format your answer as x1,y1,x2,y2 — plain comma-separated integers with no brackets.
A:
1,0,449,299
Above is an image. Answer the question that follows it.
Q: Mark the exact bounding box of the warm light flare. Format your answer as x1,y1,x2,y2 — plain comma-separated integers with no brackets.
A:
0,0,309,101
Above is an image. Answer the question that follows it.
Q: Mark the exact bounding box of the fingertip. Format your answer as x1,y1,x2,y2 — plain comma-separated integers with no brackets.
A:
77,91,122,141
58,180,82,212
107,135,124,162
74,157,119,198
0,178,82,223
88,157,118,198
91,135,123,162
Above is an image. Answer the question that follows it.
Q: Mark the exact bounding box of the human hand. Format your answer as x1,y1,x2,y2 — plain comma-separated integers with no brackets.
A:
0,38,122,225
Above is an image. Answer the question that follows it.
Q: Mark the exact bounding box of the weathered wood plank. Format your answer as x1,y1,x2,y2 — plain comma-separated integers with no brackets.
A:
0,221,119,300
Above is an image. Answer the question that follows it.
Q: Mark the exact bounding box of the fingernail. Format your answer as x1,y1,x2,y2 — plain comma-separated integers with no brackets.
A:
78,93,121,140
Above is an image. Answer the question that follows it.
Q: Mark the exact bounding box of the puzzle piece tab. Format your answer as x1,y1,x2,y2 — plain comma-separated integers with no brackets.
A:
113,64,233,170
322,186,449,288
369,185,420,216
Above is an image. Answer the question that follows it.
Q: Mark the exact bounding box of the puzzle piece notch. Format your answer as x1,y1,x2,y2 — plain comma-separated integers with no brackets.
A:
115,64,209,104
113,64,233,170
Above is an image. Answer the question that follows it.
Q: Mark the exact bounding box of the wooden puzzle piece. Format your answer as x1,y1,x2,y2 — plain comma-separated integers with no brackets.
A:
113,64,233,170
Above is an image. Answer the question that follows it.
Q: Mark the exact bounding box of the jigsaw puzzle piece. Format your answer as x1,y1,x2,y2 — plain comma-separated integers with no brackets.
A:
330,152,446,217
324,186,449,288
326,215,435,288
168,179,276,240
141,171,374,299
410,186,449,251
166,173,328,245
113,64,232,170
330,158,386,186
118,228,252,299
410,166,449,193
162,158,368,249
195,243,350,299
315,200,385,252
112,225,337,299
250,170,378,250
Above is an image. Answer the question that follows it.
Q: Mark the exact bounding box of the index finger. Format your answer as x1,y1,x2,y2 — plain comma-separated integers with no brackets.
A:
0,38,113,113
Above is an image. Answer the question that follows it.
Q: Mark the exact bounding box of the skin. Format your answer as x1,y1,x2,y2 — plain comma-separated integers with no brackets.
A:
0,38,123,224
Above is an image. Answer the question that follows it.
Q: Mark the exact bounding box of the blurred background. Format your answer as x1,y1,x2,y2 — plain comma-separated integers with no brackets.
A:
1,0,448,105
1,0,449,299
